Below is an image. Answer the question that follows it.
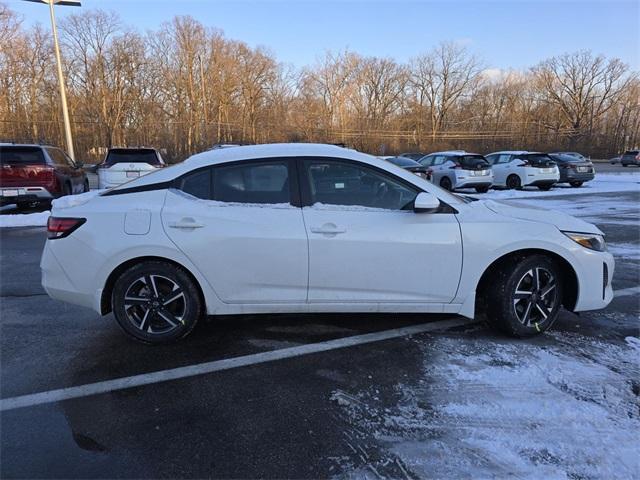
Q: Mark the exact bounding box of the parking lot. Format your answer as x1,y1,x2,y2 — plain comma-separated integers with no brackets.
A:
1,169,639,478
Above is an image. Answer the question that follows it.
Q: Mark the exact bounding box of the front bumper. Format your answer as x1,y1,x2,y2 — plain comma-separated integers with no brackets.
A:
573,250,615,312
0,186,54,205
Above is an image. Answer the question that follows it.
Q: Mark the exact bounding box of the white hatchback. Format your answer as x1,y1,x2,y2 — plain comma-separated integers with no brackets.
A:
485,151,560,190
41,143,613,344
98,148,165,189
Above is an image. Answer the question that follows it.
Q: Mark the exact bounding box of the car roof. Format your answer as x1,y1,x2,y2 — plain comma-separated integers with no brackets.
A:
424,150,467,156
487,151,541,155
108,143,375,189
0,143,52,148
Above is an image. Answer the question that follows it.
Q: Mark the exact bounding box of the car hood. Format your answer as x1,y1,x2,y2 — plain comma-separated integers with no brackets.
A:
483,199,603,235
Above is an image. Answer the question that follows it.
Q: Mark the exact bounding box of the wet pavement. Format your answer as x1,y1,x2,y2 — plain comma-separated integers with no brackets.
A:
0,190,638,478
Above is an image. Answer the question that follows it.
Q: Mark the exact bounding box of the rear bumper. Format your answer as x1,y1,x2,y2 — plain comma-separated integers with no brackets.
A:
0,186,54,205
454,172,493,189
560,171,595,183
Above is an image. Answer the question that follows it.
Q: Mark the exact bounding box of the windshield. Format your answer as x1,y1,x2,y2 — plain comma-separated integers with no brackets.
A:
104,149,162,167
0,146,45,165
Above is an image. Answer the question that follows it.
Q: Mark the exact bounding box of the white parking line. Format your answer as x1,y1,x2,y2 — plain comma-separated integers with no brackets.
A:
614,286,640,298
0,318,474,412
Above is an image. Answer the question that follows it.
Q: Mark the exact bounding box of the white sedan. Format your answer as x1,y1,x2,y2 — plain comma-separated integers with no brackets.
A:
41,143,613,343
485,151,560,190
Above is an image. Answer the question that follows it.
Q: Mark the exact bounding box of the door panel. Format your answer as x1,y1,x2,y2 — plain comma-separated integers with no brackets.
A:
162,190,308,303
300,158,462,303
303,207,462,302
161,160,308,303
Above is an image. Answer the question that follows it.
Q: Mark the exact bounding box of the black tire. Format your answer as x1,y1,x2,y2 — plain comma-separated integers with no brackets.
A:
506,174,521,190
440,176,452,191
484,255,562,337
83,179,90,192
475,186,490,193
537,184,553,191
569,181,583,188
63,182,72,196
112,261,203,344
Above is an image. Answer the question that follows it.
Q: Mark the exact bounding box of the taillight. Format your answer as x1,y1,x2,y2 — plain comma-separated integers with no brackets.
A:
636,154,640,161
47,217,86,239
518,161,531,167
450,162,461,169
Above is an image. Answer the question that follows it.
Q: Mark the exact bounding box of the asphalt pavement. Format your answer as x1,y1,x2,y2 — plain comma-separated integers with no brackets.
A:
0,189,638,478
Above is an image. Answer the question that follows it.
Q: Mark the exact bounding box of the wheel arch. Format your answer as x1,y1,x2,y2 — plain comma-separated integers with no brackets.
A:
475,248,578,313
100,256,206,315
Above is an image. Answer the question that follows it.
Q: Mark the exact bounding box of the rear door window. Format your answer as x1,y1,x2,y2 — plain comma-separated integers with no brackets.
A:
212,161,290,204
179,169,211,199
46,148,71,167
0,146,45,165
497,154,512,164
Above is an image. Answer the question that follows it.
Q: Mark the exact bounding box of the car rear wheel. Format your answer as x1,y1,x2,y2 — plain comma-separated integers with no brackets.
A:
484,255,562,337
569,181,583,188
62,182,72,196
475,186,490,193
440,176,452,191
506,174,521,190
112,261,203,344
83,179,90,192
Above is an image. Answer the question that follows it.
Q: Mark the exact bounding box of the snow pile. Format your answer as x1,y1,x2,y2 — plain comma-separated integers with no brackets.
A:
51,189,103,209
0,211,50,228
465,173,639,200
331,332,640,478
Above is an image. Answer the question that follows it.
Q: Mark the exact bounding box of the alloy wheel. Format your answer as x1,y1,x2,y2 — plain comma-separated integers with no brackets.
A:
123,274,186,334
512,267,557,326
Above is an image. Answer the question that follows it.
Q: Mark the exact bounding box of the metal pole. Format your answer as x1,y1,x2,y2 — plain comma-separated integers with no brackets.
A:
48,0,75,160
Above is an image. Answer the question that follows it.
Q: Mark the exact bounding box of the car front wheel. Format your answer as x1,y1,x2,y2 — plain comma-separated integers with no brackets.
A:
484,255,562,337
112,261,203,344
440,176,452,191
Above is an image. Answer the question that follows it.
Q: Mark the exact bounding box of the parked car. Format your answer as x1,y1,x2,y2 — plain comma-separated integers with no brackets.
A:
549,153,595,187
385,156,432,180
398,152,426,161
418,151,493,193
485,151,559,190
98,147,165,189
620,150,640,167
0,143,88,210
609,156,621,164
42,143,613,344
551,151,589,162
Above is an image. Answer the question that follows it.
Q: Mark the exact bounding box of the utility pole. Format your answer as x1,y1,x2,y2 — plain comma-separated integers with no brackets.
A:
23,0,81,160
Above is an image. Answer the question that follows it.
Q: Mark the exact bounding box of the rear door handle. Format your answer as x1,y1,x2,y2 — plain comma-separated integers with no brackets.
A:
310,224,346,235
168,218,204,229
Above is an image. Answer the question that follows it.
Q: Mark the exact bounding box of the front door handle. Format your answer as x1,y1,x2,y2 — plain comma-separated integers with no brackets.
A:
168,218,204,229
310,223,346,235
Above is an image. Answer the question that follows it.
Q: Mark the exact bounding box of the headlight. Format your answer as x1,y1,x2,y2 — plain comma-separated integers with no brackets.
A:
563,231,607,252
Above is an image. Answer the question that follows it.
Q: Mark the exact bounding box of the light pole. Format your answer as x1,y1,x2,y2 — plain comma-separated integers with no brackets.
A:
23,0,81,160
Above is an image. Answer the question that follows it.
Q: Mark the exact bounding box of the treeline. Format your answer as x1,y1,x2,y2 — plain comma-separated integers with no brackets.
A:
1,3,638,162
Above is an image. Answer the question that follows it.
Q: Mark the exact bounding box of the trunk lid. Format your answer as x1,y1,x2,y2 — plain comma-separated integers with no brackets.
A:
0,146,54,187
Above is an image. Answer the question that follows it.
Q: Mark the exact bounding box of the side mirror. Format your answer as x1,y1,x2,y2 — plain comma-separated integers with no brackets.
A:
414,192,440,213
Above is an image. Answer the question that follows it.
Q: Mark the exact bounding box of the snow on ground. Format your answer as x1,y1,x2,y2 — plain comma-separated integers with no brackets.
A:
0,210,50,228
466,173,639,200
331,331,640,478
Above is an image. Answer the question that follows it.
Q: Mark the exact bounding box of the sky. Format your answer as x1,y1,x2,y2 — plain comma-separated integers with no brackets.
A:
8,0,640,71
